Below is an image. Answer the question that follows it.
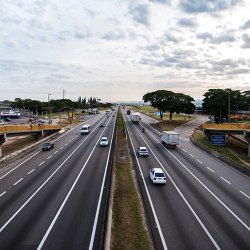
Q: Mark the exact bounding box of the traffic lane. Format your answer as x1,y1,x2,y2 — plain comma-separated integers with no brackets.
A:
177,136,250,197
165,146,250,226
0,122,114,249
140,119,250,206
39,136,114,250
129,124,215,249
172,114,250,195
160,151,250,249
143,140,250,249
128,131,217,249
0,127,105,230
0,128,92,194
0,114,107,191
127,121,250,248
0,114,115,223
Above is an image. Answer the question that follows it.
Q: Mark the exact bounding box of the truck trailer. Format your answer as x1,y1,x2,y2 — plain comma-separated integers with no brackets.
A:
161,131,179,148
131,112,140,124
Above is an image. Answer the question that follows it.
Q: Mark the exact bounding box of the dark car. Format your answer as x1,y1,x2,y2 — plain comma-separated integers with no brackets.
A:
4,118,11,122
42,142,54,151
99,123,105,127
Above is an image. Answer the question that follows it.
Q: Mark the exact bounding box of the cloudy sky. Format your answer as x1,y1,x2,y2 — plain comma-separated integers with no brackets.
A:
0,0,249,102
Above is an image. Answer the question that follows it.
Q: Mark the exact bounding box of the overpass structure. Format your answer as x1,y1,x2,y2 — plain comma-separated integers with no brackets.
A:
201,123,250,157
0,124,62,158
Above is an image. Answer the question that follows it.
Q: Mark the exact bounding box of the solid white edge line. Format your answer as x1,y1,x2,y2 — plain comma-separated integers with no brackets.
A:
89,116,116,250
0,151,40,180
148,131,250,233
0,115,100,181
37,115,115,250
0,122,97,233
127,122,168,250
133,125,219,250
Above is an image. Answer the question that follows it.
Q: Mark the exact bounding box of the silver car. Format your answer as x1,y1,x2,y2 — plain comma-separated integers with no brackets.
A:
100,137,109,147
137,146,148,157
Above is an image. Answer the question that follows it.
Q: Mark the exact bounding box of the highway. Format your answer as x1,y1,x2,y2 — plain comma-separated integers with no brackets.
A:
0,111,116,250
123,110,250,250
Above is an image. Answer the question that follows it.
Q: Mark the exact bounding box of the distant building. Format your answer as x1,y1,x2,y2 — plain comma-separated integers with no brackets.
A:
0,107,21,119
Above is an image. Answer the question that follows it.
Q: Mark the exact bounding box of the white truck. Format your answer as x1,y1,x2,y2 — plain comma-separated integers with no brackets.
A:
161,131,179,148
131,112,140,124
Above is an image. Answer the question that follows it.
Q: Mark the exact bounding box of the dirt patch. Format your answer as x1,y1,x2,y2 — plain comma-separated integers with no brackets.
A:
2,135,36,157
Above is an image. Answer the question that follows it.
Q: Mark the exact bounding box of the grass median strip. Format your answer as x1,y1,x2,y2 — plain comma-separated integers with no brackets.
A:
111,109,151,250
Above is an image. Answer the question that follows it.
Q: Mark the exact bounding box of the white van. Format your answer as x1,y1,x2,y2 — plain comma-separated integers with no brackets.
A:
81,124,90,135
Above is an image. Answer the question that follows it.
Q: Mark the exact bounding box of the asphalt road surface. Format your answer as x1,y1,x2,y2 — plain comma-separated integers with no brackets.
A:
123,110,250,250
0,111,116,250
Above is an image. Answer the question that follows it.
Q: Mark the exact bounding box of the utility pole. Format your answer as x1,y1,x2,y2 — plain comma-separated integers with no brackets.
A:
228,90,230,123
48,94,51,124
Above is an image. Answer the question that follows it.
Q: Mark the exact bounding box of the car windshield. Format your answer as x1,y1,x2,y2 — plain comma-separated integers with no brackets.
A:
43,143,50,146
140,148,147,152
155,173,165,177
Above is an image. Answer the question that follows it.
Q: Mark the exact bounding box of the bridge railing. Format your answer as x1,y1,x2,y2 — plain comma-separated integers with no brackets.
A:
0,124,62,134
201,123,250,130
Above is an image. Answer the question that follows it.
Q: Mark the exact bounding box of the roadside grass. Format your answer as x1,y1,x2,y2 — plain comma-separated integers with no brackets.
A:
192,131,250,167
134,105,250,167
111,109,151,250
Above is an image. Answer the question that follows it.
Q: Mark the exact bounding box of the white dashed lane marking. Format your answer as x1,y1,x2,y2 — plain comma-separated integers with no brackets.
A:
240,191,250,200
39,161,45,166
197,159,203,164
13,178,23,186
0,134,84,199
207,167,215,173
220,177,231,185
0,191,6,197
27,169,35,175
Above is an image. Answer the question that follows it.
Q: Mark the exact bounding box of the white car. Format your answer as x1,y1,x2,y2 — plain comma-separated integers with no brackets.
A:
137,146,148,157
100,137,109,147
149,168,166,184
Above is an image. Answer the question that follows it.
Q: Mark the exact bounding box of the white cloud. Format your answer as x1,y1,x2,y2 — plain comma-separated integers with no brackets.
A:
0,0,249,102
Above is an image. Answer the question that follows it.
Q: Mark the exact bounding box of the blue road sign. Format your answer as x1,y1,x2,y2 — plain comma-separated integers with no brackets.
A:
211,135,226,145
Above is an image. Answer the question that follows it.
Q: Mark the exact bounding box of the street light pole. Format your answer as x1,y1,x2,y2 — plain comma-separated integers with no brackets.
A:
48,94,51,124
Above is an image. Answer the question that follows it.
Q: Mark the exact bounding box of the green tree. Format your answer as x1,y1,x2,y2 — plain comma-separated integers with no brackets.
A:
143,90,195,120
202,88,248,121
